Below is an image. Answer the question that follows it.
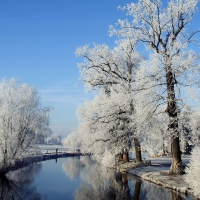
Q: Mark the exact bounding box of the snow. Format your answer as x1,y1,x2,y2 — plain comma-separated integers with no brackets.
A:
128,166,189,194
125,157,192,195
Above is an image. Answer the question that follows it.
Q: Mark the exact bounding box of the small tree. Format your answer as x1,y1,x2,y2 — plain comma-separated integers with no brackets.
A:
64,92,133,165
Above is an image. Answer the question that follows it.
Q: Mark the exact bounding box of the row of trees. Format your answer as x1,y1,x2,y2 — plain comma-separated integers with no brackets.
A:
44,133,62,145
0,78,52,173
64,0,200,175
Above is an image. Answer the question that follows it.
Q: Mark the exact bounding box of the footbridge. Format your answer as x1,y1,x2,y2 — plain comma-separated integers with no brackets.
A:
38,145,91,156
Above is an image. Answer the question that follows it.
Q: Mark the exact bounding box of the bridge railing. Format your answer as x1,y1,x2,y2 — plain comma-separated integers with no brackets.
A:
39,148,81,155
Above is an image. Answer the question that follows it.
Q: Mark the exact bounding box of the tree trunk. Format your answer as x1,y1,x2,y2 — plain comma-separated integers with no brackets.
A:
133,180,141,200
162,136,167,156
162,139,165,155
118,153,123,162
165,66,183,175
134,137,142,163
123,152,129,163
169,136,183,174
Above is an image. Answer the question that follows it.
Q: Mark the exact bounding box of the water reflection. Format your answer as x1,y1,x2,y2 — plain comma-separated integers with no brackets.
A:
133,180,141,200
1,163,42,200
62,157,195,200
1,157,196,200
62,156,85,179
108,172,132,200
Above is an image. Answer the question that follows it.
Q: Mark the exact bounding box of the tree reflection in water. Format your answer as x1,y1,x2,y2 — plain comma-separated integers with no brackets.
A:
0,157,191,200
62,157,192,200
62,156,86,179
171,192,184,200
133,180,141,200
0,163,42,200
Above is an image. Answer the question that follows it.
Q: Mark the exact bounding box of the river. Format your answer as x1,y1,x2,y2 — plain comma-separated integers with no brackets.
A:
1,156,196,200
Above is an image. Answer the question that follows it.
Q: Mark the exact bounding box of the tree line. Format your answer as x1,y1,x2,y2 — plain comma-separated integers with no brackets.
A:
64,0,200,177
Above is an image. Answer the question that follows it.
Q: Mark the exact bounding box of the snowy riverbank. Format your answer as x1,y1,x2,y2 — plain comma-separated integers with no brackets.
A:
117,157,194,196
0,152,81,175
0,144,90,174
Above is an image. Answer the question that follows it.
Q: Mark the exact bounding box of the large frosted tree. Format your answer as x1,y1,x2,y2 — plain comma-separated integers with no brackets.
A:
110,0,200,174
65,39,143,163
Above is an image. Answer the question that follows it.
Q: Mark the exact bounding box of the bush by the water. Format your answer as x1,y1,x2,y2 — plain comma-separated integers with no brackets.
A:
184,146,200,198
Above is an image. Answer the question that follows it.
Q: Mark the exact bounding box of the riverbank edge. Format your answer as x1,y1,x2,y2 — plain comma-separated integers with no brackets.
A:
115,160,192,196
138,171,188,194
0,152,82,174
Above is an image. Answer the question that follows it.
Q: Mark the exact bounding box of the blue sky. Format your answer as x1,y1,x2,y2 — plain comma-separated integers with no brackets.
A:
0,0,128,138
0,0,199,138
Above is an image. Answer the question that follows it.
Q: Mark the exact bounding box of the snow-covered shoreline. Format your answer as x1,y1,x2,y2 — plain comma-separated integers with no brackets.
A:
116,157,194,196
128,165,189,194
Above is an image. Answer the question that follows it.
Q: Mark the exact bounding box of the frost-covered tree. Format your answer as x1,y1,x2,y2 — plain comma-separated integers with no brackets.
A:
45,133,62,145
78,92,133,165
135,82,200,156
179,106,200,158
134,83,172,156
110,0,200,174
139,112,170,156
184,146,200,198
185,108,200,147
73,39,143,163
64,92,132,165
0,78,52,173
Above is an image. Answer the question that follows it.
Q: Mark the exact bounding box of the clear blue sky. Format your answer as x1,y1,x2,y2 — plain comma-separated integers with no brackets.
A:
0,0,199,138
0,0,128,138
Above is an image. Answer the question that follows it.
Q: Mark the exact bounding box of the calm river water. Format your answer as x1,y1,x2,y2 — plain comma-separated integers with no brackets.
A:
1,156,196,200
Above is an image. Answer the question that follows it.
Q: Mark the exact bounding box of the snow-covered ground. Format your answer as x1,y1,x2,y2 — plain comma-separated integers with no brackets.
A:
127,156,192,195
